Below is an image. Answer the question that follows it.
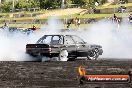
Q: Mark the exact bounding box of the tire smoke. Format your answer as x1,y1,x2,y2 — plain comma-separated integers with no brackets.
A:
0,17,132,61
67,19,132,59
0,16,63,61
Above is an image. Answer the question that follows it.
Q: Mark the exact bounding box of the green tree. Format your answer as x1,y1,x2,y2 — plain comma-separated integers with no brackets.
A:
71,0,88,6
15,0,39,10
65,0,72,6
100,0,106,5
15,0,27,9
39,0,61,9
28,0,40,8
1,0,5,3
39,0,48,9
1,2,11,12
71,0,96,7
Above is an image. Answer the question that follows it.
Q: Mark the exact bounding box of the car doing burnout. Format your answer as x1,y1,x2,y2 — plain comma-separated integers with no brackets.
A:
26,34,103,61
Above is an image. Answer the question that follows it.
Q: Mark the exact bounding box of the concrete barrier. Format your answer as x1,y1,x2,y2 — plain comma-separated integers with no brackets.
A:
127,6,132,12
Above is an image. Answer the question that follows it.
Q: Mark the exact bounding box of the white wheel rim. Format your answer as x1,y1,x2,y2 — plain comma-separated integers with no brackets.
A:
59,50,68,61
87,49,99,60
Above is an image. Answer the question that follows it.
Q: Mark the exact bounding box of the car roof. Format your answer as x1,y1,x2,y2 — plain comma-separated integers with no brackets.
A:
43,34,75,36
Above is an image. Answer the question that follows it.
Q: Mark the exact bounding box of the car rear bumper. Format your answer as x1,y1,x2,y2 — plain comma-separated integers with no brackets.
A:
26,50,59,57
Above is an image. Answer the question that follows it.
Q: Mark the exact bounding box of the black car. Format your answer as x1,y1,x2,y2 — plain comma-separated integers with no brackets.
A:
26,34,103,61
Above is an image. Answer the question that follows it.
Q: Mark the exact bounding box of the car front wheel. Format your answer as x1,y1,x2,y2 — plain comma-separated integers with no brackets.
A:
87,48,99,60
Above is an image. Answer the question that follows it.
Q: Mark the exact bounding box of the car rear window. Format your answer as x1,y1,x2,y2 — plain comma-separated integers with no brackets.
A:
36,35,63,45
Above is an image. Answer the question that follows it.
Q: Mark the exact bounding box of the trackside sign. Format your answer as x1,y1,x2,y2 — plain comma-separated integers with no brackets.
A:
78,66,131,84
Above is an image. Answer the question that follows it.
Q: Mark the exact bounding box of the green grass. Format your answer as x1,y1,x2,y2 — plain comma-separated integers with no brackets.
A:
0,10,46,15
0,3,132,22
102,2,113,6
0,23,90,29
60,13,129,19
0,12,129,22
0,23,42,28
97,3,132,9
0,16,48,21
65,14,112,18
63,24,91,29
1,22,132,29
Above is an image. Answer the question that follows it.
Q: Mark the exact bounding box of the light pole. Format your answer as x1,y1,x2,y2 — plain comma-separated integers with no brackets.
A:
61,0,65,9
12,0,15,12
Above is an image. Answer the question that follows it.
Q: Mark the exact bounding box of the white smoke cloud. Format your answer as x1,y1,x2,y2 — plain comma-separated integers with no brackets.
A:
31,17,132,59
40,16,63,34
0,16,132,61
63,18,132,59
74,19,132,59
0,16,63,61
0,30,33,61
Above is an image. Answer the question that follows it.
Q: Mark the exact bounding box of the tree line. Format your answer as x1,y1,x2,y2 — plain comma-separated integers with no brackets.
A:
0,0,110,12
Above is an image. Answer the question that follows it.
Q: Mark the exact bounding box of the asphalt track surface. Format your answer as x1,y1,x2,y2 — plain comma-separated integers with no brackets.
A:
0,58,132,88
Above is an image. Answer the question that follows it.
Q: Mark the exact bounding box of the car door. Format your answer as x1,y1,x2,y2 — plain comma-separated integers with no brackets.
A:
63,35,77,58
71,35,88,57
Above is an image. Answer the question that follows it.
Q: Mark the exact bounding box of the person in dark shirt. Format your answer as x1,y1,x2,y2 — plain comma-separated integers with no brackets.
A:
67,19,72,28
113,14,120,29
2,23,9,29
113,14,117,21
32,25,37,31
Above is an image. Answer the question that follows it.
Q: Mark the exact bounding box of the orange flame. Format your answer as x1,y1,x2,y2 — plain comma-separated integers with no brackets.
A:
78,66,86,76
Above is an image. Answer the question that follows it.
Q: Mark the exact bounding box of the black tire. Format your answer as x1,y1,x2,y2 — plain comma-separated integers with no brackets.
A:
67,57,76,61
87,48,99,60
36,55,43,62
27,53,42,62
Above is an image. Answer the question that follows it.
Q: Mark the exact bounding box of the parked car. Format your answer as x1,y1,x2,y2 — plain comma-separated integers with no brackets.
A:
26,34,103,61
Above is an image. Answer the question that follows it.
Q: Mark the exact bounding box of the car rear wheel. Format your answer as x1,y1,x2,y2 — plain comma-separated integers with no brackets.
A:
87,48,99,60
42,56,51,61
67,57,76,61
38,50,69,61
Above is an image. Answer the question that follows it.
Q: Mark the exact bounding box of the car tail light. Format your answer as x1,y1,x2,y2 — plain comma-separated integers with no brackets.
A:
48,48,52,52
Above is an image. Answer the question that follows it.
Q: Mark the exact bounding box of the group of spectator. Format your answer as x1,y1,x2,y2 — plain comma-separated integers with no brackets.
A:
67,17,80,28
3,13,132,31
108,14,121,29
1,23,37,32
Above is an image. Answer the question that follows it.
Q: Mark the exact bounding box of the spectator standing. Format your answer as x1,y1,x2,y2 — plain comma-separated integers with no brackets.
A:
77,18,80,27
32,25,37,31
75,17,78,26
67,19,72,29
2,23,9,29
112,14,120,29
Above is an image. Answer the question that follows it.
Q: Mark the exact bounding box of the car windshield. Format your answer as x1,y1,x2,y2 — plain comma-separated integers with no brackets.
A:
36,35,63,45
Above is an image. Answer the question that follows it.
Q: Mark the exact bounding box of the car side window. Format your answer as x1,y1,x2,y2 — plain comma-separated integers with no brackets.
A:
64,36,75,45
44,36,52,44
37,36,52,44
51,36,63,44
72,35,84,44
36,35,63,44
